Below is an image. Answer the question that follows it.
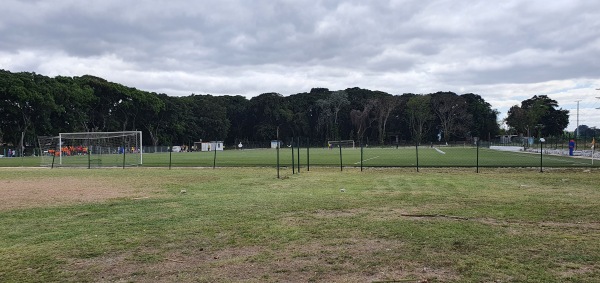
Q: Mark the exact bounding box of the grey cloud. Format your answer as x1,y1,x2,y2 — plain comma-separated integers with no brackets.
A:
1,0,600,129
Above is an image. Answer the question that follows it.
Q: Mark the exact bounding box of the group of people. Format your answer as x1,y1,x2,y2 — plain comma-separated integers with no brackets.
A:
47,146,89,157
4,149,16,157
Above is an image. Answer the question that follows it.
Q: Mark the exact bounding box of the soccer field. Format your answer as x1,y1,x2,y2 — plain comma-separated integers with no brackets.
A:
89,146,600,168
1,146,597,168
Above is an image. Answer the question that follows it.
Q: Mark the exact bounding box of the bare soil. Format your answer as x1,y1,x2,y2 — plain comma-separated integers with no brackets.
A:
0,177,153,211
66,239,451,283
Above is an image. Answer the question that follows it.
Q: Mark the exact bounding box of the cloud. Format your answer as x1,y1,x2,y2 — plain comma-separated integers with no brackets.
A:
1,0,600,128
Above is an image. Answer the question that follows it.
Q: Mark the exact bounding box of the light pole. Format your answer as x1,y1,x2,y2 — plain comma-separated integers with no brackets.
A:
575,100,581,139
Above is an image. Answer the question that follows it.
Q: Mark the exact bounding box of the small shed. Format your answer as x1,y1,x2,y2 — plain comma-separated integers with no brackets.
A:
201,141,224,151
271,140,281,149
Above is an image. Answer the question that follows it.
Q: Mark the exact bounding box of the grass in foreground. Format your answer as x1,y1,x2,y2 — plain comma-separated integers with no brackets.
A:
0,167,598,282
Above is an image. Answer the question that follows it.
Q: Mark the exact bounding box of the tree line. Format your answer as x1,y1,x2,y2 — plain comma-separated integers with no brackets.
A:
1,69,571,150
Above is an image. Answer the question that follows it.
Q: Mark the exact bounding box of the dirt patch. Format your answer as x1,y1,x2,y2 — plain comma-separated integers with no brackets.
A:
65,239,455,282
0,177,154,211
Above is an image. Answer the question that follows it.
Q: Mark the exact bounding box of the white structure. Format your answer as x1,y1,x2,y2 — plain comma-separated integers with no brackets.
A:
271,140,281,149
201,141,224,151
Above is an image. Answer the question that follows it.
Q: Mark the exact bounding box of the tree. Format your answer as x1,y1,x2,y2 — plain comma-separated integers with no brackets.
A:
431,92,470,142
50,76,95,133
314,90,348,141
350,99,376,143
216,95,250,145
374,95,401,144
180,95,230,143
0,71,57,153
75,75,129,132
137,92,166,149
406,95,433,143
315,90,349,141
505,95,569,137
462,93,499,140
248,93,293,141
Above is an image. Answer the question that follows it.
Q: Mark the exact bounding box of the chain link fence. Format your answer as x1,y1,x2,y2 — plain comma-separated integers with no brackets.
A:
2,137,598,171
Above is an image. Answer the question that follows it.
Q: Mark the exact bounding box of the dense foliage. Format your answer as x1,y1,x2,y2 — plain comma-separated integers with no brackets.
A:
1,70,505,148
505,95,570,138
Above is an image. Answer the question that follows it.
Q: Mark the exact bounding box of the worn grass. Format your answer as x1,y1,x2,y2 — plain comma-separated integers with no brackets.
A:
0,167,599,282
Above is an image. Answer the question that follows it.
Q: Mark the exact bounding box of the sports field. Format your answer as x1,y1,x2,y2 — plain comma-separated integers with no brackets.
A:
1,146,598,168
0,167,598,282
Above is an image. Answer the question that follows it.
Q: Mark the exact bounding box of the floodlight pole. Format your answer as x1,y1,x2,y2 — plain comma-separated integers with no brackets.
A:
576,100,581,142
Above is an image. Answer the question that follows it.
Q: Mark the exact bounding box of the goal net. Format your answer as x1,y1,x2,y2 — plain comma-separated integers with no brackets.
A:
328,140,355,149
38,131,142,168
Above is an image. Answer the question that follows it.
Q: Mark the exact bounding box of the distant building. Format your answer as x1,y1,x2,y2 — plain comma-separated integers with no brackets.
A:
200,141,224,151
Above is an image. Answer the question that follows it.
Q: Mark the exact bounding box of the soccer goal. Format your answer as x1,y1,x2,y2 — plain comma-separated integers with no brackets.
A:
328,140,356,149
38,131,142,168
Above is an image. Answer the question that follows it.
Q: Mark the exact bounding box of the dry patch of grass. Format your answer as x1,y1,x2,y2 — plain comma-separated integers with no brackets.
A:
0,177,152,211
65,238,454,283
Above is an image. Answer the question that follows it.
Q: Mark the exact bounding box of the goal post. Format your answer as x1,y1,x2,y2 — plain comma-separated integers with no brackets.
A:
39,131,142,168
328,140,355,149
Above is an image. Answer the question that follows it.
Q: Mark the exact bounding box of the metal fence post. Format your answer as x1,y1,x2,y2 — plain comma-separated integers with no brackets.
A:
360,141,363,172
415,140,419,172
292,139,295,174
540,139,544,173
339,144,343,171
476,139,480,173
306,137,310,171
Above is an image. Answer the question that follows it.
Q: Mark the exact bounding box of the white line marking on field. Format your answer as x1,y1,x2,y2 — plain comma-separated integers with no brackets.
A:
354,156,380,164
433,147,446,155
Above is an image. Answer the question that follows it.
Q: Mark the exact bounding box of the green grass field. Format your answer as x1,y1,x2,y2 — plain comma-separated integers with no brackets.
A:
1,146,597,168
0,167,598,282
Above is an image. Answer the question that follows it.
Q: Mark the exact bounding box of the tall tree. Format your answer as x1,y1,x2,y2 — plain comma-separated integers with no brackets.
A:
505,95,569,137
216,95,250,144
180,95,230,143
350,99,376,143
248,93,293,141
315,90,349,140
431,92,470,142
461,93,499,140
0,71,57,152
406,95,433,143
50,76,95,133
374,95,401,144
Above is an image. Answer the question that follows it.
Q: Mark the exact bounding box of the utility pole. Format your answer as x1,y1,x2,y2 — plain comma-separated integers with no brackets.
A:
575,100,581,139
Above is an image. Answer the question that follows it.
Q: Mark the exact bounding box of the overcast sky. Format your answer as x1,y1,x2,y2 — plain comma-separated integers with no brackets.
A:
2,0,600,129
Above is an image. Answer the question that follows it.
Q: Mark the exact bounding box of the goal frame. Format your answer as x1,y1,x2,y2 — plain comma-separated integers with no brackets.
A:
58,131,143,166
328,140,355,149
